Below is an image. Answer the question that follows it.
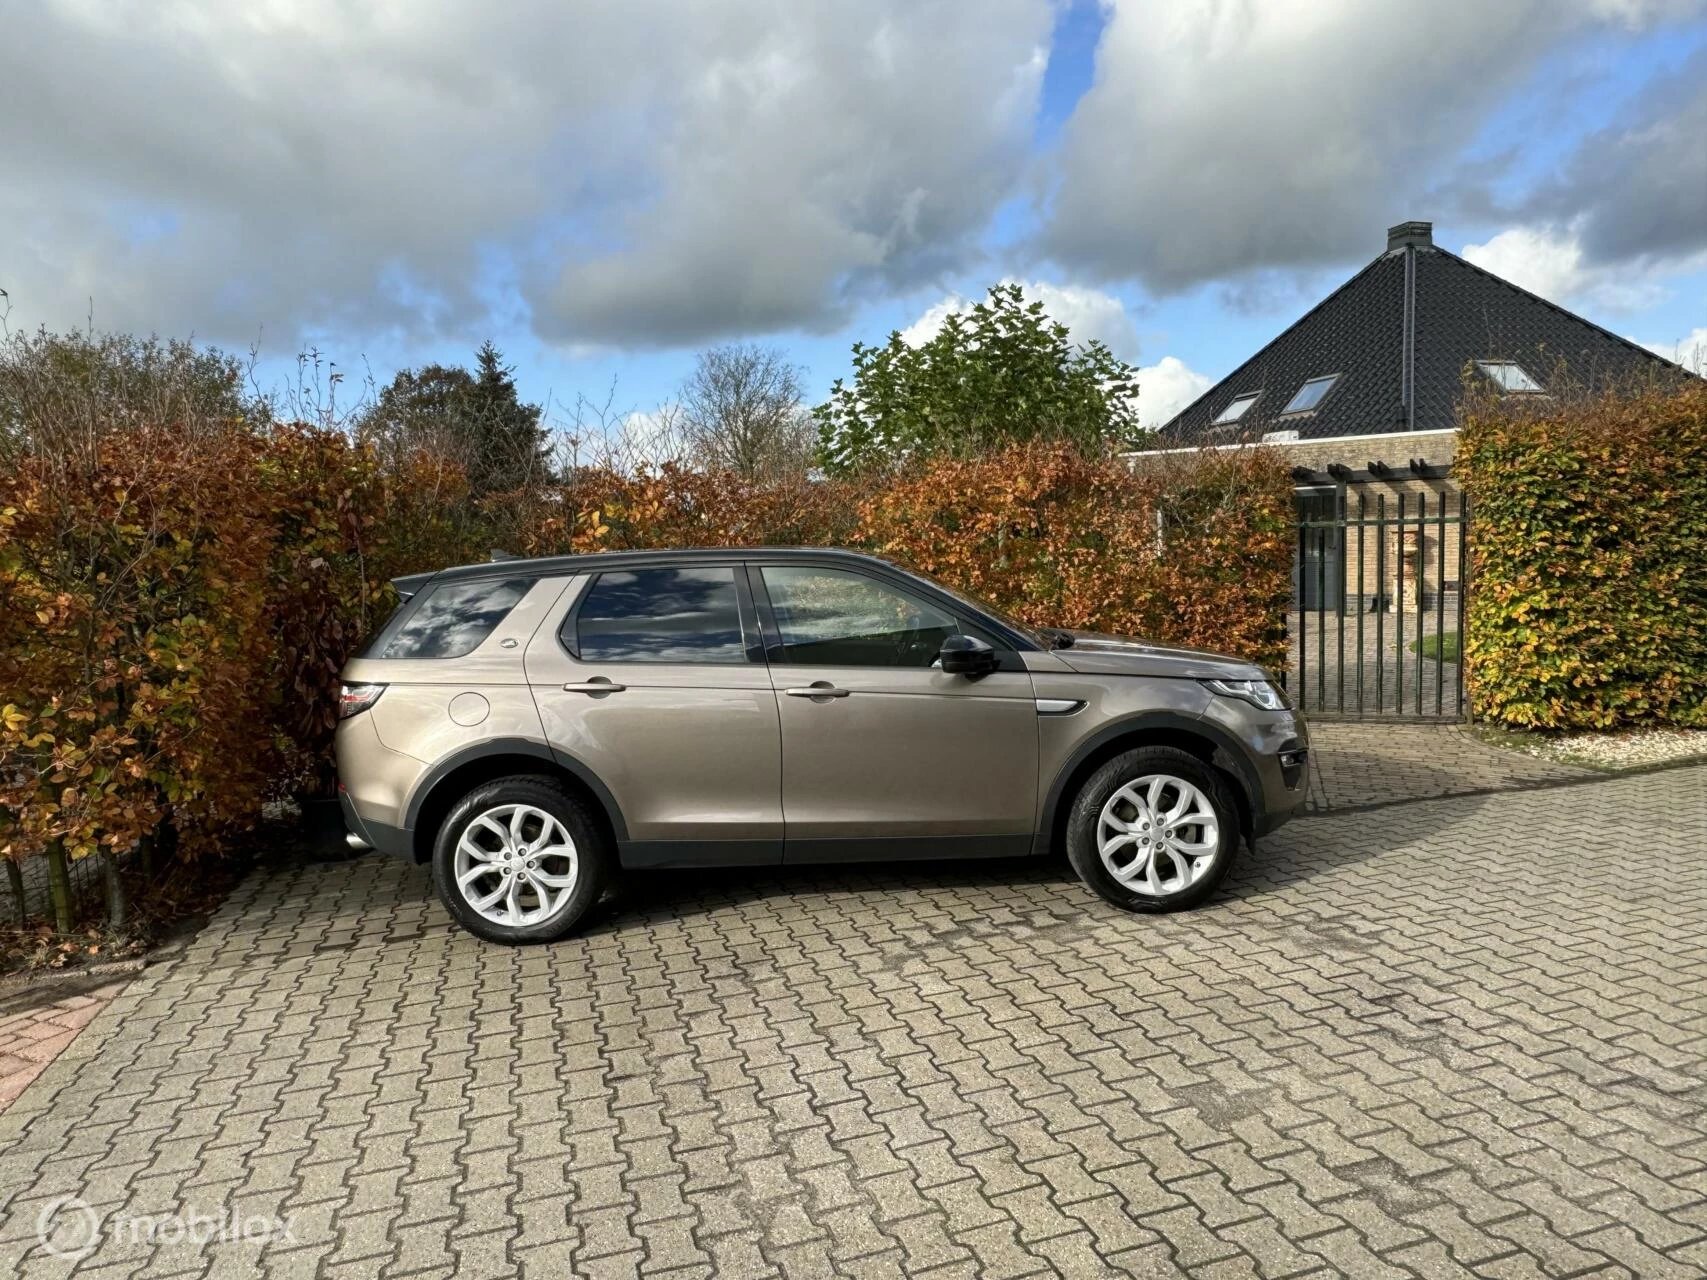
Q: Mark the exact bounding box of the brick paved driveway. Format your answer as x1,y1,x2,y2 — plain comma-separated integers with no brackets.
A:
1305,724,1594,813
1,766,1703,1278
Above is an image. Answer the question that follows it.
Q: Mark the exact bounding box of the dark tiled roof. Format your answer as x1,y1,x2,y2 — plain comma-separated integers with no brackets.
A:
1159,225,1687,444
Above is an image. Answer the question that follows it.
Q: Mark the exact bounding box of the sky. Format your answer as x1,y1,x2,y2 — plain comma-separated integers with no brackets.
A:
4,0,1706,436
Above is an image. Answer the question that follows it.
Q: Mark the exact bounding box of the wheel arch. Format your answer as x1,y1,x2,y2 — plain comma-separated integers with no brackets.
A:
404,738,627,864
1036,713,1259,858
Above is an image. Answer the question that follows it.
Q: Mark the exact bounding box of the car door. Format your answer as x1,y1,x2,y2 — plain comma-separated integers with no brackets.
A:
751,562,1039,861
525,562,783,866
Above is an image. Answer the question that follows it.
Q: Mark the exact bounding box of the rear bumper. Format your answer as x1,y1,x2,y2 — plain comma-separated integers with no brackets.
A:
340,792,413,860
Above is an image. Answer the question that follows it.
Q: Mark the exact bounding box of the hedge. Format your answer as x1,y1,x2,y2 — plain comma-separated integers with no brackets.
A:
856,445,1293,672
1458,380,1707,729
2,412,1290,932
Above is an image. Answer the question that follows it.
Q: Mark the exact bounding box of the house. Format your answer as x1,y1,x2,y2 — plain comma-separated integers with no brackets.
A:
1148,219,1686,614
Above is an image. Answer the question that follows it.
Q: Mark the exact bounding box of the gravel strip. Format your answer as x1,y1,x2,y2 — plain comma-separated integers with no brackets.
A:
1502,726,1707,770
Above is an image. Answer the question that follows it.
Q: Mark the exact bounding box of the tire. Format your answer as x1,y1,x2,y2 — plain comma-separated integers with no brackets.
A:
431,775,609,944
1065,747,1240,914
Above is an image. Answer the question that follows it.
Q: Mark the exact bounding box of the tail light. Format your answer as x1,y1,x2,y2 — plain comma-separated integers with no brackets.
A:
338,683,386,719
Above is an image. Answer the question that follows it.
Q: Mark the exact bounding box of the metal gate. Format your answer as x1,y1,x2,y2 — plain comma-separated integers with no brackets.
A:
1288,487,1468,721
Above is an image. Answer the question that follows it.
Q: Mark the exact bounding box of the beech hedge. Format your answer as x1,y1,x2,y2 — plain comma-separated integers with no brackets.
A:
1458,380,1707,729
2,411,1291,931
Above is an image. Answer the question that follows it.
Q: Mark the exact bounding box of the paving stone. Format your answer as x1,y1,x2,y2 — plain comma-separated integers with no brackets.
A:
0,762,1699,1278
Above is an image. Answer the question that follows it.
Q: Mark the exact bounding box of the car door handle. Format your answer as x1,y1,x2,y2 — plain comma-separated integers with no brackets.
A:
784,683,850,698
562,679,626,694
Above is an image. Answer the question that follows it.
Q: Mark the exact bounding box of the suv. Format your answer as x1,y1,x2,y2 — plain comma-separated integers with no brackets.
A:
336,548,1308,943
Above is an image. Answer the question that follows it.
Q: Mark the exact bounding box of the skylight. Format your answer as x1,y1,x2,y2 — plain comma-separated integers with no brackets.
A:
1281,374,1338,415
1212,392,1260,425
1477,360,1543,393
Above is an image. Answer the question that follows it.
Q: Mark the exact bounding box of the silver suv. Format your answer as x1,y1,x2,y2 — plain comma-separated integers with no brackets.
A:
336,549,1309,943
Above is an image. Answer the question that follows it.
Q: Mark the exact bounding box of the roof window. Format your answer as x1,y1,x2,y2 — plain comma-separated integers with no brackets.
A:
1212,392,1260,425
1477,360,1542,393
1281,374,1338,415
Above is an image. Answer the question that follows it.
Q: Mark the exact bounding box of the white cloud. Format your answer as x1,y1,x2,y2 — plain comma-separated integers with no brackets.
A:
900,280,1140,361
0,0,1051,350
1460,224,1699,313
610,408,687,468
1040,0,1707,292
1135,357,1213,428
899,297,969,349
1638,326,1707,371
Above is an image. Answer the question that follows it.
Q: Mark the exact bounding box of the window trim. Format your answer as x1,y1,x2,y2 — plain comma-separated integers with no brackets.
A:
1279,373,1340,417
559,564,764,666
745,562,1019,672
1212,391,1262,425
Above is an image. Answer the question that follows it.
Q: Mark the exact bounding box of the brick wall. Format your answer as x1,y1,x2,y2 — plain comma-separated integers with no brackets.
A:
1268,427,1458,472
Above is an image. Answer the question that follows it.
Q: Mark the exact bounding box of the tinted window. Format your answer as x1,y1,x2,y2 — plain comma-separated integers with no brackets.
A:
383,578,531,659
762,567,958,667
574,567,746,663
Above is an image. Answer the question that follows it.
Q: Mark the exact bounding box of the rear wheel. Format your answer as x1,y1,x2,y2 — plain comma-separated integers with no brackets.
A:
1066,747,1239,913
431,775,608,944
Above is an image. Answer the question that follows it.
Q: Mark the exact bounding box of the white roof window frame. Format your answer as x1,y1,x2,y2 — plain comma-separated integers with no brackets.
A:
1211,391,1261,425
1477,360,1544,393
1280,373,1340,416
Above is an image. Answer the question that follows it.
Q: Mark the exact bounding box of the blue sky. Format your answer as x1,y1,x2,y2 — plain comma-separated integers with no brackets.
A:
5,0,1705,434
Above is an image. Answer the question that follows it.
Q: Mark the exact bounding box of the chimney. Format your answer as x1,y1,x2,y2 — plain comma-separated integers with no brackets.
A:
1387,220,1434,252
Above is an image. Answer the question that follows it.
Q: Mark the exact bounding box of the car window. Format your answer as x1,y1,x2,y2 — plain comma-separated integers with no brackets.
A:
382,577,531,659
573,567,747,663
761,566,959,667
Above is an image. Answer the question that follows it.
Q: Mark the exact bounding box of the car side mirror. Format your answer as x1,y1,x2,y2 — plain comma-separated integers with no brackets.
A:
938,634,998,678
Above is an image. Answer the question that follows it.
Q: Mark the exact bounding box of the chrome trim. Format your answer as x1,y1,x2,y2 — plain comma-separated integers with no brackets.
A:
1035,698,1085,716
345,832,373,851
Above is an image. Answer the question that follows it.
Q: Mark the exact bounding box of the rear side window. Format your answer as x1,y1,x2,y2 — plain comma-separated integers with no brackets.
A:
573,567,746,663
381,578,531,659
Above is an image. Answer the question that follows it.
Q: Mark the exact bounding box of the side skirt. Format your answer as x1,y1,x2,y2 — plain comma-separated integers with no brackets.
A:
617,834,1036,870
785,834,1034,866
619,840,783,869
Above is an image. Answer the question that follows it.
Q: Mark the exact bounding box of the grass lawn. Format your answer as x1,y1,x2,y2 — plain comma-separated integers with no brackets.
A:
1409,631,1460,661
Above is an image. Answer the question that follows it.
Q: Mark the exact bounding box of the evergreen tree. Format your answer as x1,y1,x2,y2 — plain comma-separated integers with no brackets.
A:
358,342,547,493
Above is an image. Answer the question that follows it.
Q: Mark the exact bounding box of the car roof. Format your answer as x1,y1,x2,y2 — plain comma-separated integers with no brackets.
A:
395,546,898,597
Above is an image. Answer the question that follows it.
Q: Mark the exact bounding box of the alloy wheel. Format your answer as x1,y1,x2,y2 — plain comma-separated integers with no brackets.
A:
453,803,579,927
1095,774,1220,897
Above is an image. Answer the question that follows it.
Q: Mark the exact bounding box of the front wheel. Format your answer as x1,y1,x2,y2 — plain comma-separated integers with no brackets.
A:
1066,747,1240,913
431,775,609,944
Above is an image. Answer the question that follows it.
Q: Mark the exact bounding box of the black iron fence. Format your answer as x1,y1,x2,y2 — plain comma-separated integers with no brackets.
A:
1288,489,1468,721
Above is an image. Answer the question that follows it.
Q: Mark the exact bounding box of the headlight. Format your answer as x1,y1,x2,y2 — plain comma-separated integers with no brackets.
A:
1201,678,1290,711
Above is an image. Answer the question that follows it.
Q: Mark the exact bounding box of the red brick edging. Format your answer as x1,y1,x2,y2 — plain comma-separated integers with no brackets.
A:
0,982,126,1111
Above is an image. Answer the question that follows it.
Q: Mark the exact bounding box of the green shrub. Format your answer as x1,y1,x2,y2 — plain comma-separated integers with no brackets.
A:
1458,380,1707,729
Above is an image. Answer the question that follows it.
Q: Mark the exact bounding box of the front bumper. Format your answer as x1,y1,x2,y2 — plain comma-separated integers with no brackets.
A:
1251,743,1309,835
1250,721,1311,835
1200,701,1311,837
